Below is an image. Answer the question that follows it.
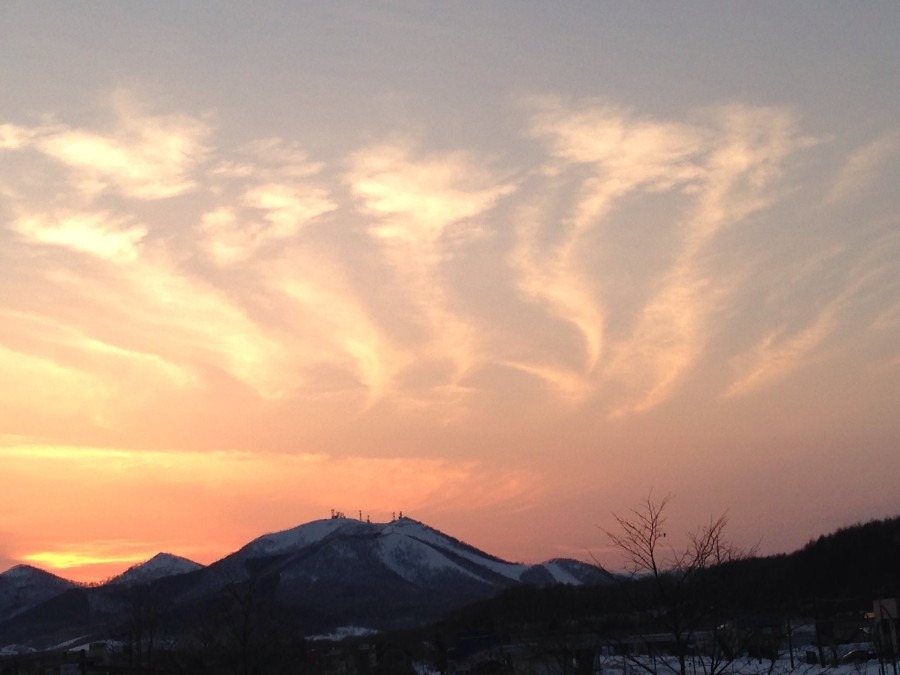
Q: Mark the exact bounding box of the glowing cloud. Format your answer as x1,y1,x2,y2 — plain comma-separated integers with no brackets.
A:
347,141,516,389
265,252,408,403
827,129,900,204
514,100,707,376
349,141,515,241
12,211,147,263
725,309,838,399
604,106,807,416
509,101,811,416
201,138,336,265
0,123,33,150
243,183,334,235
34,91,210,200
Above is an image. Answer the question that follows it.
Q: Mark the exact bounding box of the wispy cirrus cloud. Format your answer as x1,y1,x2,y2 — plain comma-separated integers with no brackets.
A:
0,341,111,426
515,100,706,379
0,255,287,414
510,101,812,416
0,89,895,437
827,129,900,205
0,123,35,150
81,259,289,398
724,308,838,399
724,226,900,398
873,299,900,333
0,309,194,394
348,140,514,242
347,140,516,395
33,91,210,200
264,251,408,403
201,138,336,265
11,210,147,263
605,105,809,416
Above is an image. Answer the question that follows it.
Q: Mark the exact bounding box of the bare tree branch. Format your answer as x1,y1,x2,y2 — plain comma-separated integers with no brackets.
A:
604,494,749,675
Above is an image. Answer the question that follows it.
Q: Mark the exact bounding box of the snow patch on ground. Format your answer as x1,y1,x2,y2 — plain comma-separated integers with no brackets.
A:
0,644,35,656
47,636,91,651
595,655,883,675
308,626,379,641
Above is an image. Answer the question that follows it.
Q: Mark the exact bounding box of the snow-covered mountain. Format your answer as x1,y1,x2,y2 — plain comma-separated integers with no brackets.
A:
0,516,611,648
219,516,606,588
107,553,203,587
0,565,76,622
175,516,611,631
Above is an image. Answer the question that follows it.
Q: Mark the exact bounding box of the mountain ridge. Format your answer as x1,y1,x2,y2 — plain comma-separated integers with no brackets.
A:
0,515,610,649
2,514,899,652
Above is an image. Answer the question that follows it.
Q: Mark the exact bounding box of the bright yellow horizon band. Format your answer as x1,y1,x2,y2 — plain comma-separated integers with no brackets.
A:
22,551,152,570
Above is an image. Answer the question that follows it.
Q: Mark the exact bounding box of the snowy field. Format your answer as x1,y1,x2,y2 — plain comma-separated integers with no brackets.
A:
591,655,892,675
420,650,896,675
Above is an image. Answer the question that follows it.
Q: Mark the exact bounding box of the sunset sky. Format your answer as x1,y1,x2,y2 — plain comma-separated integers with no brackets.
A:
1,3,899,583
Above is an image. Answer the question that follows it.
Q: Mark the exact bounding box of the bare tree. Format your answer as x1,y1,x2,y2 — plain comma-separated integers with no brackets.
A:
176,569,307,675
127,583,164,672
605,494,750,675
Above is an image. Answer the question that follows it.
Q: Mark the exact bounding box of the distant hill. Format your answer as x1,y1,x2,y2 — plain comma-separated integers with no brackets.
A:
709,514,900,613
791,516,900,600
0,566,76,623
107,552,203,587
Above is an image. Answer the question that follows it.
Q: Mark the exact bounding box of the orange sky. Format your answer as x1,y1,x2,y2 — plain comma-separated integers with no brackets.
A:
1,4,899,583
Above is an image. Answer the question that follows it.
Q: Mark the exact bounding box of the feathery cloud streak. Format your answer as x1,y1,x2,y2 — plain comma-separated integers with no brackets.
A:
0,91,897,439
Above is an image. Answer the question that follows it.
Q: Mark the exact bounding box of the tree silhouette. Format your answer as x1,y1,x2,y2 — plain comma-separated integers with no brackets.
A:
605,494,750,675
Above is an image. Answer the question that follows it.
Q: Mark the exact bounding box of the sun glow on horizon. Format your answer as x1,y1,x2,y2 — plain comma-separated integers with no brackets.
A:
0,442,544,581
21,551,152,571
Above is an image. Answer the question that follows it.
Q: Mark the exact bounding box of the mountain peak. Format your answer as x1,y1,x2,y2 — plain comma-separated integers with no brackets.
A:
0,564,77,624
241,516,376,558
109,552,202,586
1,564,42,579
0,565,72,584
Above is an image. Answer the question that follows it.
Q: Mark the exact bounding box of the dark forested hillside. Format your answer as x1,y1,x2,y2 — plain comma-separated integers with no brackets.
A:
717,514,900,610
423,514,900,644
791,516,900,600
